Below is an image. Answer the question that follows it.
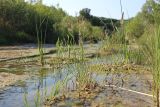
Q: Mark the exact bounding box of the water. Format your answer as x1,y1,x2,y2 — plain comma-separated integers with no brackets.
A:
0,63,76,107
0,54,152,107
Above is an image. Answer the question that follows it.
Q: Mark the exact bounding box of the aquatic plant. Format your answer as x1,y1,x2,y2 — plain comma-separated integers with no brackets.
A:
24,93,29,107
79,40,84,62
75,63,93,91
34,90,41,107
36,17,48,66
49,76,71,99
128,49,145,65
56,38,67,59
56,38,61,57
67,34,71,58
49,81,61,99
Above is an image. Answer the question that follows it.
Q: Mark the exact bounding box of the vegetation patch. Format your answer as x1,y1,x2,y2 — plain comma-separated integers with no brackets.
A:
44,82,105,107
88,63,151,74
47,57,82,67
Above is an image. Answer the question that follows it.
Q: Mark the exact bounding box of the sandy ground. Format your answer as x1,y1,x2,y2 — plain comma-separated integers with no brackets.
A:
0,49,36,60
0,44,55,61
0,44,55,89
0,44,98,61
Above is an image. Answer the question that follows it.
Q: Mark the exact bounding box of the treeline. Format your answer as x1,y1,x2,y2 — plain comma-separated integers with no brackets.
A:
79,8,120,35
0,0,66,44
0,0,119,45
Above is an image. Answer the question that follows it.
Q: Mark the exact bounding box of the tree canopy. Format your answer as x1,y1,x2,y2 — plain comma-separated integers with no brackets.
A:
0,0,119,45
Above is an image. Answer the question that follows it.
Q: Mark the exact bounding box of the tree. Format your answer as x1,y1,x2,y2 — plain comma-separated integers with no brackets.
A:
126,16,144,39
79,8,91,19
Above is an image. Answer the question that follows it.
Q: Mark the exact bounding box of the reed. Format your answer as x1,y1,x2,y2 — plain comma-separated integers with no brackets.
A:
49,81,61,99
75,63,93,90
66,33,74,59
67,34,71,58
34,90,41,107
23,93,29,107
141,26,160,107
49,76,71,99
36,17,47,66
56,38,61,57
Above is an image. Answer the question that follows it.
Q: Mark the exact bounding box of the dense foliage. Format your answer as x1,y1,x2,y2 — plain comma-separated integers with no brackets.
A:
125,0,160,43
0,0,119,45
79,8,120,35
0,0,66,44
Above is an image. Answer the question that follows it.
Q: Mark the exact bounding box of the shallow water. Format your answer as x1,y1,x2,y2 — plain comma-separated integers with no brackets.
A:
0,55,153,107
0,60,79,107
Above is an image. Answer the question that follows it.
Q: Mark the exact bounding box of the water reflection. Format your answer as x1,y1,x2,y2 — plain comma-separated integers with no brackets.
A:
0,55,122,107
0,64,75,107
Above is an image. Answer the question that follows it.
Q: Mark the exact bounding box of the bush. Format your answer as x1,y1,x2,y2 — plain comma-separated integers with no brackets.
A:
0,0,66,44
91,26,104,41
57,16,104,43
0,0,105,45
15,32,32,43
126,16,144,39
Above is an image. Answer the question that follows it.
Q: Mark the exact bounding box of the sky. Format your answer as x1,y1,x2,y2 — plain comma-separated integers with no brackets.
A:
43,0,146,19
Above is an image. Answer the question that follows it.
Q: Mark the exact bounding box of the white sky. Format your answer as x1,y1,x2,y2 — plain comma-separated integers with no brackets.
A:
43,0,146,19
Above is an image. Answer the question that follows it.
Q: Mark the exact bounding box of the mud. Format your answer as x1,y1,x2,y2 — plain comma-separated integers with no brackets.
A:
0,72,27,89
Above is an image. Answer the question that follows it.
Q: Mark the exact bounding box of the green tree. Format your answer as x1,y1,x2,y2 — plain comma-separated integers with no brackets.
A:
79,8,91,19
126,16,144,39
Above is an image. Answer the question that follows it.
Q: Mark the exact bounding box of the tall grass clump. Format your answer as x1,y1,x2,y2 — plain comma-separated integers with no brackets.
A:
119,0,130,64
75,63,93,91
64,33,75,59
79,37,84,62
77,18,85,62
34,90,41,107
24,93,29,107
48,76,71,99
127,49,145,65
36,17,48,66
141,26,160,107
56,38,63,58
36,25,45,66
99,0,130,64
67,34,72,58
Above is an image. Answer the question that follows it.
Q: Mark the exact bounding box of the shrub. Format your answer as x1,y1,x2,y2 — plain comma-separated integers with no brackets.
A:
126,16,144,39
91,26,104,41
